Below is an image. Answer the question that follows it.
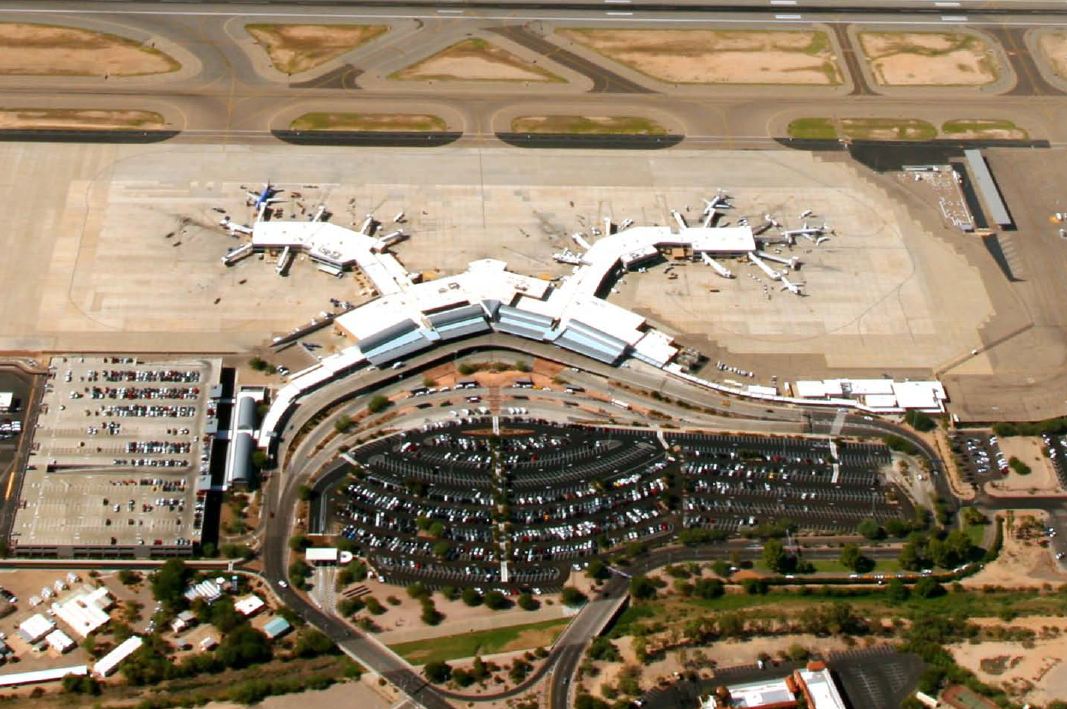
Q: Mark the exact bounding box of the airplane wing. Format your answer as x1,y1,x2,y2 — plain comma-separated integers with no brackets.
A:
246,191,260,200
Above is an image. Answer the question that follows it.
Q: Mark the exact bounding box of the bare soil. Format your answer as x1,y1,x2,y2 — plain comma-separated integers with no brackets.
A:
0,23,179,76
988,437,1061,494
963,511,1067,588
558,28,842,85
1036,31,1067,78
951,617,1067,706
246,24,387,75
858,31,998,86
0,108,165,130
391,38,562,82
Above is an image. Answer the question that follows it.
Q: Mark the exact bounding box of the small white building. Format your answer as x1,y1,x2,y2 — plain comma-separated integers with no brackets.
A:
234,595,265,617
18,613,55,643
93,636,143,677
304,547,339,565
45,629,75,654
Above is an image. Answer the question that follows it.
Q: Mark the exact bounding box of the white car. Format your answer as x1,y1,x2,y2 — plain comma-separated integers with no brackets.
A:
277,579,288,589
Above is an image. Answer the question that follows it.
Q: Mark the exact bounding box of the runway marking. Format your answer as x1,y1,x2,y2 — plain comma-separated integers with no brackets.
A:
606,10,634,15
940,14,969,20
775,13,803,19
934,2,961,6
771,1,798,5
436,9,464,13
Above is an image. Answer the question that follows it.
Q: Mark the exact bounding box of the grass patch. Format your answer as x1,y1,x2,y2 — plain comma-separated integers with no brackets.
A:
941,119,1028,140
786,117,837,140
391,38,564,83
841,118,937,141
964,522,987,549
290,112,447,132
389,618,569,664
510,115,668,135
0,108,165,130
247,23,387,74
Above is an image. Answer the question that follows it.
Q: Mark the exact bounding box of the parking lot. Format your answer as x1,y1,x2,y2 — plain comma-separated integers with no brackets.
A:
672,432,906,534
950,431,1007,485
11,356,221,552
330,420,907,591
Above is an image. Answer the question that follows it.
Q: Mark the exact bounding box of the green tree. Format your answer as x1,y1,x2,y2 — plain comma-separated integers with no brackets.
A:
484,590,510,610
424,661,452,684
586,558,610,580
692,578,725,600
905,410,937,432
517,593,539,611
297,485,313,502
561,586,587,607
461,587,483,607
857,519,885,540
216,625,272,669
334,415,353,433
150,559,192,610
293,629,337,658
886,578,910,603
118,569,141,587
628,575,657,601
367,395,390,414
914,577,945,599
762,538,789,573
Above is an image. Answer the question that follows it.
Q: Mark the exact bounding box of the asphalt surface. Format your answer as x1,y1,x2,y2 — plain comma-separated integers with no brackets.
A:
3,0,1067,148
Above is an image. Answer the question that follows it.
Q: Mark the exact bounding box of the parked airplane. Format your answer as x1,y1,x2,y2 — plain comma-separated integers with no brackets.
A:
780,275,804,296
246,182,284,210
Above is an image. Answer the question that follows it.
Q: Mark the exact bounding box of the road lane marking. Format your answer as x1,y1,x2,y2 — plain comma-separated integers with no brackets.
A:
940,14,968,21
771,1,798,5
606,11,633,15
775,14,802,19
934,2,961,6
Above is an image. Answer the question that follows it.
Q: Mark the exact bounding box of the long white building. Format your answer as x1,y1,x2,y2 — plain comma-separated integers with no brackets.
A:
252,217,944,447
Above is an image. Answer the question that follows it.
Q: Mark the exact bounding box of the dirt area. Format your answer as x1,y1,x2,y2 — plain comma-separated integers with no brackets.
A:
0,109,165,130
559,28,841,85
941,119,1028,140
858,31,998,86
392,38,563,82
1036,31,1067,78
987,437,1061,494
581,633,858,701
963,511,1067,588
246,24,387,75
510,115,667,135
0,23,178,76
290,112,446,132
950,616,1067,706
